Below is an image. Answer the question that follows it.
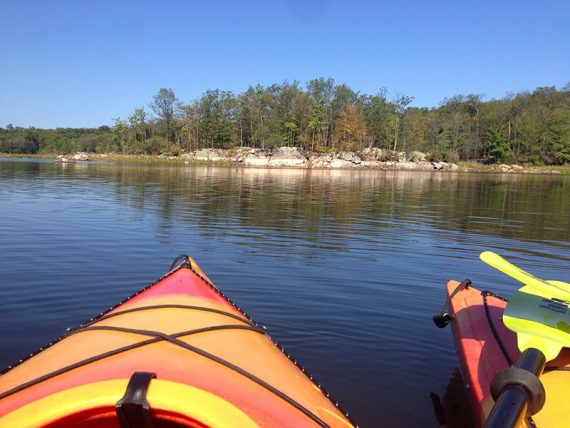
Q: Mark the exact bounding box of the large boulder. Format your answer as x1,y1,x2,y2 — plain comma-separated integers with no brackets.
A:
330,158,358,168
55,155,71,163
71,152,89,161
244,153,270,167
310,154,333,168
193,148,228,162
359,160,384,169
495,164,525,173
272,146,305,159
432,161,459,171
394,161,433,171
432,161,445,170
231,147,258,162
395,161,415,170
336,151,362,164
408,151,427,163
361,147,387,161
269,158,306,167
268,146,307,167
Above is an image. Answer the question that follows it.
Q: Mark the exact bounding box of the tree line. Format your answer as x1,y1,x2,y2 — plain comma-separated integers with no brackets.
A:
1,79,569,164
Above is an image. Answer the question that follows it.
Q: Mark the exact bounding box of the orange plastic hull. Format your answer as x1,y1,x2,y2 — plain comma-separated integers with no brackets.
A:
0,259,353,427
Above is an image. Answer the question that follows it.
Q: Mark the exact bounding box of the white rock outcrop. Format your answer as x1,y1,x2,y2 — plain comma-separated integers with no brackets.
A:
72,152,90,161
329,158,358,168
361,147,388,160
359,160,383,168
432,161,459,171
336,151,362,164
308,154,331,168
192,148,228,162
268,147,307,167
182,147,460,171
243,154,270,167
495,164,524,173
408,151,427,163
272,146,304,159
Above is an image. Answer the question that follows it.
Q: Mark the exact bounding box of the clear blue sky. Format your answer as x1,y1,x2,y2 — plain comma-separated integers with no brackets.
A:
1,0,568,128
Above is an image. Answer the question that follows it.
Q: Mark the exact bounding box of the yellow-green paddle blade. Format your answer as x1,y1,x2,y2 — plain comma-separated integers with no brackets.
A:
480,251,570,296
503,287,570,361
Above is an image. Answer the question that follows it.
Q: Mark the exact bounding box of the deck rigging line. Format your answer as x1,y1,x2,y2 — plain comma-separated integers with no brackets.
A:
0,304,331,428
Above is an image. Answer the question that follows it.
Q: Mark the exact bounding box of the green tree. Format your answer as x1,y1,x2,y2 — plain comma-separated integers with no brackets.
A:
129,108,148,143
306,78,335,148
333,104,367,150
391,94,414,151
112,118,129,153
150,88,180,143
362,90,392,148
545,109,570,163
197,90,236,148
265,81,303,147
180,104,201,151
484,125,512,163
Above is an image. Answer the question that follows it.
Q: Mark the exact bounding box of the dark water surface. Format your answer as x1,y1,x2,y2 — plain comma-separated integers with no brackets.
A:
0,158,568,427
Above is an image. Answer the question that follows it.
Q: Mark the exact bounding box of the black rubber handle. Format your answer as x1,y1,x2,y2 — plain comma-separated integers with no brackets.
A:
484,348,546,428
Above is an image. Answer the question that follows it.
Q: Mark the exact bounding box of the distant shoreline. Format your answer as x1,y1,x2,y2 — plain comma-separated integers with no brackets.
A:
1,151,567,175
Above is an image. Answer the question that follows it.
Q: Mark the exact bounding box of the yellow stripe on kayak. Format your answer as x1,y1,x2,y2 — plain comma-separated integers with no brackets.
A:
0,379,259,428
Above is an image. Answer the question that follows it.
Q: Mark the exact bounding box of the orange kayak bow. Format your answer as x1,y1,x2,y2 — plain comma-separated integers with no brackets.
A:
0,256,353,428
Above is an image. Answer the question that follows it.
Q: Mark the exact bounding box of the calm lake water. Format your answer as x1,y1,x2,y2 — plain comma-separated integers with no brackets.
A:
0,158,568,427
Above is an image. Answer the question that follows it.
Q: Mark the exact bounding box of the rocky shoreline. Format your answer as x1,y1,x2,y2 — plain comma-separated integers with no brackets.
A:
185,146,463,171
18,148,567,174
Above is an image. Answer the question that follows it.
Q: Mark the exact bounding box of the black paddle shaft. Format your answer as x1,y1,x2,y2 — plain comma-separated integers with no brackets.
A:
484,348,546,428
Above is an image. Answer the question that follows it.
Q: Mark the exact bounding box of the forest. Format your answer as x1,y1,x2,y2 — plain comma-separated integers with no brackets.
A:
1,79,569,164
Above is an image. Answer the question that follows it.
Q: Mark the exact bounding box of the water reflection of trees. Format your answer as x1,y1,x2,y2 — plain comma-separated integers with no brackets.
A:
4,160,569,245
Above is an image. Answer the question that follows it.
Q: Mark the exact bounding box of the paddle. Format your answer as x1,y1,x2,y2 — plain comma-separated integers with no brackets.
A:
482,253,570,428
480,251,570,296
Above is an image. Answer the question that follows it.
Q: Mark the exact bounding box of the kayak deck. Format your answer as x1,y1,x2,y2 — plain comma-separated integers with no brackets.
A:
446,280,570,427
0,258,353,427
